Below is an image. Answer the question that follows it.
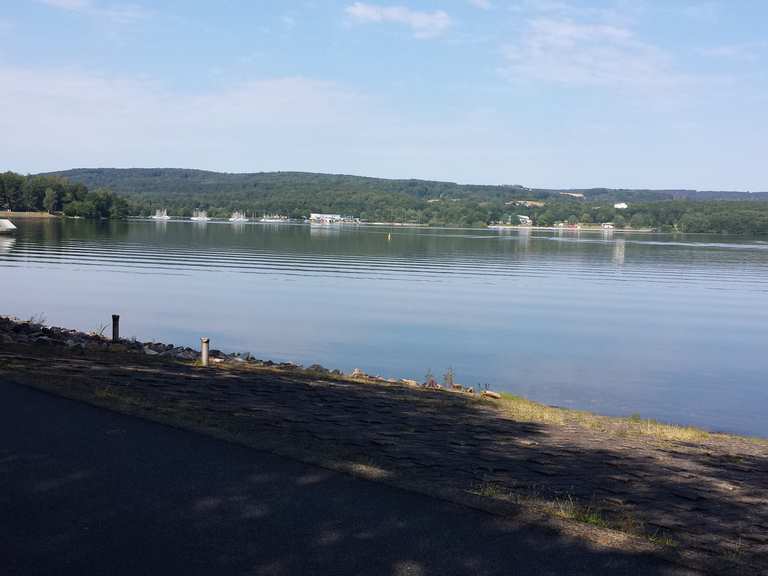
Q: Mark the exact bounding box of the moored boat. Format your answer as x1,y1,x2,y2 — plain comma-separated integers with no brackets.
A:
151,209,171,220
190,210,211,222
228,211,248,223
259,214,289,223
307,213,359,225
0,219,17,234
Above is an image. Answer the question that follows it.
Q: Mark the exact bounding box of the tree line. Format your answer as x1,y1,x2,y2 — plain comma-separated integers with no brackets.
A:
515,200,768,235
121,191,768,235
0,171,128,219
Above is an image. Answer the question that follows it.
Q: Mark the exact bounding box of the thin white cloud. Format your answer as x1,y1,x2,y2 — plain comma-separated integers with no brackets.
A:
0,66,526,183
345,2,451,39
100,4,150,24
509,0,578,17
282,14,297,30
701,41,767,62
469,0,492,9
673,1,720,23
502,18,683,87
508,0,639,27
0,66,764,190
39,0,91,10
0,67,378,172
39,0,150,24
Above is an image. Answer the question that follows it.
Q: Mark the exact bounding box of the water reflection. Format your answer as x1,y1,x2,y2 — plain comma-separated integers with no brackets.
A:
613,238,626,266
310,224,342,237
512,227,531,252
0,236,15,255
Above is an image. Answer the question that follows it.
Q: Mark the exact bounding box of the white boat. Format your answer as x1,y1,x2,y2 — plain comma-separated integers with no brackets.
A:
151,209,171,220
190,210,211,222
0,219,17,234
228,211,248,223
259,214,289,223
307,212,360,225
309,212,343,224
0,218,17,234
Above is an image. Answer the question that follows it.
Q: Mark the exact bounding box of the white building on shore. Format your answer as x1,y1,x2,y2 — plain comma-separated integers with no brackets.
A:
309,213,343,224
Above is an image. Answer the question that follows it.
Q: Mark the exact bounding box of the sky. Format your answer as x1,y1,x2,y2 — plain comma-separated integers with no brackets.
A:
1,0,766,189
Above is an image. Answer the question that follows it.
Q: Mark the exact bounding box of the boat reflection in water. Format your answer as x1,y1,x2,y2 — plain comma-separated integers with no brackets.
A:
0,236,15,255
613,238,626,266
310,223,342,237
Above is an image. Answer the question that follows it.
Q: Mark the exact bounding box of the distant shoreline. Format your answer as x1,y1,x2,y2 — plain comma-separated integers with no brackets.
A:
2,211,58,219
485,224,656,233
9,212,760,237
124,216,655,232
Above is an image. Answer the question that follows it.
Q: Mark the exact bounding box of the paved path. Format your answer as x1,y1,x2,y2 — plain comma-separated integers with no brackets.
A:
0,380,693,576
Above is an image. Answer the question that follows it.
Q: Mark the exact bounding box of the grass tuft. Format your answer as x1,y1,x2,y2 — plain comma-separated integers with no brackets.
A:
496,392,716,443
648,530,678,548
496,393,567,425
551,495,609,528
470,482,682,548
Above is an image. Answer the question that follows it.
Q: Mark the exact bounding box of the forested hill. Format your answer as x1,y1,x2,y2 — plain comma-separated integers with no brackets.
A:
33,167,768,233
43,168,767,204
47,168,528,203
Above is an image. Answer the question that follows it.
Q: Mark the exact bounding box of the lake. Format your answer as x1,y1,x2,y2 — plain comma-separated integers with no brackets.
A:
3,219,768,437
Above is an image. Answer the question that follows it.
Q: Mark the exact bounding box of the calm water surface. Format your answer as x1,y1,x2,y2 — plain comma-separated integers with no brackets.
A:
3,219,768,437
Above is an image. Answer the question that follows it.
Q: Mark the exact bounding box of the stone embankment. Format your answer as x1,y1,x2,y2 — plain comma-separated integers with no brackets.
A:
0,316,496,397
0,315,301,367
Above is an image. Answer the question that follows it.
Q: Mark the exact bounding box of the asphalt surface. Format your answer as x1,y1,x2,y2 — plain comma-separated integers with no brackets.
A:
0,380,695,576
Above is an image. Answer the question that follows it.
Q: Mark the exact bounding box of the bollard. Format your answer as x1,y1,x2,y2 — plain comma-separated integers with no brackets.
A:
200,337,210,367
112,314,120,342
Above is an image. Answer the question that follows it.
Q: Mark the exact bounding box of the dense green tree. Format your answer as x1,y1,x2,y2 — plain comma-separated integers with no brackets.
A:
1,172,26,210
1,172,126,219
43,187,60,213
679,213,709,233
22,177,46,211
630,213,651,228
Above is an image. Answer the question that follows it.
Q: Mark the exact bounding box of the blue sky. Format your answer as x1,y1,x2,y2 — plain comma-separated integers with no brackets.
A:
1,1,766,189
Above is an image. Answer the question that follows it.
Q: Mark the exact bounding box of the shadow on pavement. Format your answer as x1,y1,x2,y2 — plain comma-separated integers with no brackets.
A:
0,379,697,576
